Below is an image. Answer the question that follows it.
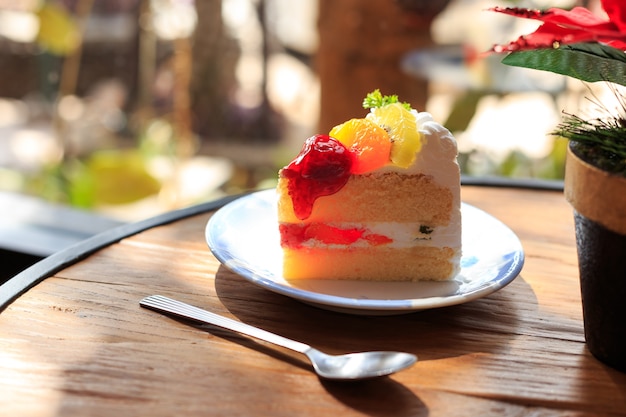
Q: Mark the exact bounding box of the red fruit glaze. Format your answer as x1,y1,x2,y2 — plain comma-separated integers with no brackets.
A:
281,135,355,220
304,223,364,245
279,223,392,248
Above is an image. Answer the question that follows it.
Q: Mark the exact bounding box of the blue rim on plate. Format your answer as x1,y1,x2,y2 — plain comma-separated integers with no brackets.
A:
206,189,524,315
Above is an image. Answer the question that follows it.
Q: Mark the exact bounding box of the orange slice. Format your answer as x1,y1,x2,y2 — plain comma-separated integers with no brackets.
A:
329,118,391,174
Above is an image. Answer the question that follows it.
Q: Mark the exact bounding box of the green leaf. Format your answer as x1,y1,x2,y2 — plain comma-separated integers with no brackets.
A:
501,43,626,87
362,89,411,110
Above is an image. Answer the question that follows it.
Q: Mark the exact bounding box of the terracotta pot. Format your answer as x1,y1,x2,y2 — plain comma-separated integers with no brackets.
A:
564,144,626,373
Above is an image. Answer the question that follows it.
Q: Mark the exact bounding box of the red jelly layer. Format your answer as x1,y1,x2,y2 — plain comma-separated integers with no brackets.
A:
281,135,355,220
280,223,392,249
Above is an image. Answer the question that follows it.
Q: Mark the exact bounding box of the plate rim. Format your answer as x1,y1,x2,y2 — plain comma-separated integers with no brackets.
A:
206,189,524,313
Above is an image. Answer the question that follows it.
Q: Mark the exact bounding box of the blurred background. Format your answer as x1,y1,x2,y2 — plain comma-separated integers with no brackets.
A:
0,0,609,225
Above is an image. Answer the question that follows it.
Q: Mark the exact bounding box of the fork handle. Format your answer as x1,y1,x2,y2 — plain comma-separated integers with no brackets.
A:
140,295,311,354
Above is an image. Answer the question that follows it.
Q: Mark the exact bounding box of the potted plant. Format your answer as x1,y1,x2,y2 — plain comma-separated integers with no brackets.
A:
489,0,626,373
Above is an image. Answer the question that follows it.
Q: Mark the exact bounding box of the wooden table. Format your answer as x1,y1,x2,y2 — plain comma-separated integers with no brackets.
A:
2,184,625,416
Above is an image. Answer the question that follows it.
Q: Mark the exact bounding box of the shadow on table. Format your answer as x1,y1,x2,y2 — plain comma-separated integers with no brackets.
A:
321,377,428,417
213,264,534,363
166,313,427,416
212,265,538,414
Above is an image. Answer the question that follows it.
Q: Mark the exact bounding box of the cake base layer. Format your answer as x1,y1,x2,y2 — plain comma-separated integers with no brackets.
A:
281,246,458,281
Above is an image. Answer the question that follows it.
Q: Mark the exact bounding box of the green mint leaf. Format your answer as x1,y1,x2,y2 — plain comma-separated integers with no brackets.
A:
363,89,411,110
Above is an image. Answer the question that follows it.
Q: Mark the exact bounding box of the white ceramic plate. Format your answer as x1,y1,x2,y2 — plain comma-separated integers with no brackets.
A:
206,189,524,315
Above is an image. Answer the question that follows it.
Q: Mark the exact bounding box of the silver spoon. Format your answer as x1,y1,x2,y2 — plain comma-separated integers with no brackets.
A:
140,295,417,380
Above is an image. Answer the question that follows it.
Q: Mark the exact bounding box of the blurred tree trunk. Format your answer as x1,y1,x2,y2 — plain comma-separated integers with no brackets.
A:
317,0,450,132
190,0,239,139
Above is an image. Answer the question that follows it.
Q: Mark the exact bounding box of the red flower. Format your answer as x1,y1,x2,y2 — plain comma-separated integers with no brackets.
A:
490,0,626,52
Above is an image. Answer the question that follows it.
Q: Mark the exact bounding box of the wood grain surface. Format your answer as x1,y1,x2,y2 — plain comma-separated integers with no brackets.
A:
1,186,625,417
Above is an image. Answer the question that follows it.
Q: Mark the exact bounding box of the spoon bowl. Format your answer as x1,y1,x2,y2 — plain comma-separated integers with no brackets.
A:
140,295,417,380
306,348,417,380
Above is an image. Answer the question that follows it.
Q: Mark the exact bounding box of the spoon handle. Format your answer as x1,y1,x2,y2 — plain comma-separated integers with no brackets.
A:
140,295,311,354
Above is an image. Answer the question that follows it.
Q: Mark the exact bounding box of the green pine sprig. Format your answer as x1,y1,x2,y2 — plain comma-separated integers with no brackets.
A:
552,86,626,175
362,89,411,110
553,113,626,159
